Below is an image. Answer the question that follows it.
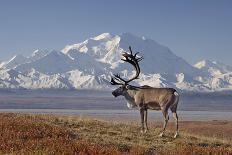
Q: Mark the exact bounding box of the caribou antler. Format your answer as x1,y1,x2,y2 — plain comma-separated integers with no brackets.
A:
110,46,143,85
121,46,143,84
110,73,126,85
110,77,124,85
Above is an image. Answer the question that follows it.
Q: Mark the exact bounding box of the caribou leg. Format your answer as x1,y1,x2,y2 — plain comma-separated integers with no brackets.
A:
171,101,179,138
172,112,179,138
144,109,148,133
140,108,145,133
159,109,169,137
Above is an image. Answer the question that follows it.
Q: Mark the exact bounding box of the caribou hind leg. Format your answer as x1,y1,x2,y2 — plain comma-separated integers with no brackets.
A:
159,109,169,137
172,112,179,138
171,91,179,138
171,103,179,138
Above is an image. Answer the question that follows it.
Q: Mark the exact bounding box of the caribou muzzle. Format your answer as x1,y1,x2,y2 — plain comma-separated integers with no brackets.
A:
112,91,119,97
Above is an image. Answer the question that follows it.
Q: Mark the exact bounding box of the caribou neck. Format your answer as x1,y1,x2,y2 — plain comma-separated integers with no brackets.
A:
123,89,137,103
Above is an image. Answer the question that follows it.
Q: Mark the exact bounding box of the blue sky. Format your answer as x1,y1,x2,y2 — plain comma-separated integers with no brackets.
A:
0,0,231,65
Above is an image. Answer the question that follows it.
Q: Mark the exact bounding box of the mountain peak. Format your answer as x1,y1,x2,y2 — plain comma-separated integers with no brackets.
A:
32,49,41,56
92,32,140,40
93,33,113,40
120,32,142,40
31,49,48,57
92,32,145,42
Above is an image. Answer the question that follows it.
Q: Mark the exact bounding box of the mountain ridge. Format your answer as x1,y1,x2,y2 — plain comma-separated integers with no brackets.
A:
0,32,232,92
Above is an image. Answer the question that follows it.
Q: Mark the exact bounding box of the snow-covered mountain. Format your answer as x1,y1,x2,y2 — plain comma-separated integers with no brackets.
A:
194,60,232,76
193,60,232,90
62,33,200,76
0,32,231,91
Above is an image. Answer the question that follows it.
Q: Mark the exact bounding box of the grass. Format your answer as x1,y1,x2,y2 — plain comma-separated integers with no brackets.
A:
0,113,231,155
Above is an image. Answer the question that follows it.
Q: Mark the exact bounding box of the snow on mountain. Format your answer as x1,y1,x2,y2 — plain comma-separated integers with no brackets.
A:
194,59,232,76
0,32,232,91
15,50,78,75
63,33,200,76
118,33,201,76
62,49,108,75
0,68,28,88
193,60,232,90
0,49,49,69
30,49,49,61
64,69,110,90
24,74,73,89
62,33,122,69
0,54,28,69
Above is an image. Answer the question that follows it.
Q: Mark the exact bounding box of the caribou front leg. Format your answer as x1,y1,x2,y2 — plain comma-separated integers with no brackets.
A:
144,109,148,133
140,108,145,133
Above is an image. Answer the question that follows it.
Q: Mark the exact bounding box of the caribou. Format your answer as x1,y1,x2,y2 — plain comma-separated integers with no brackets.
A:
110,46,180,138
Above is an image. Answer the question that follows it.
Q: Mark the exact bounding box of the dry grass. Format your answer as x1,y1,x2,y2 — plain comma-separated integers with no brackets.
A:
0,113,231,155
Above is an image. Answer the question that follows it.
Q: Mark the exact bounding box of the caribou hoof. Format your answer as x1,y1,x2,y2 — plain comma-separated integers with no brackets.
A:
174,133,179,138
159,132,164,137
140,130,147,134
144,129,148,133
140,129,148,134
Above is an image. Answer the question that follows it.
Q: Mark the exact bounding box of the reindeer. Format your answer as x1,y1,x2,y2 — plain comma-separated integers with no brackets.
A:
110,47,180,138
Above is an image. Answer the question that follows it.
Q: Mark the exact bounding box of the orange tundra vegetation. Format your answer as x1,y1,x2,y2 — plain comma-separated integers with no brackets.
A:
0,113,231,155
